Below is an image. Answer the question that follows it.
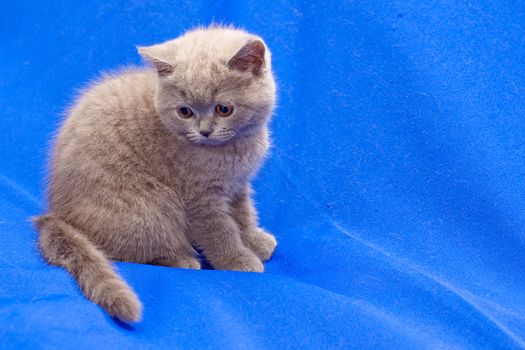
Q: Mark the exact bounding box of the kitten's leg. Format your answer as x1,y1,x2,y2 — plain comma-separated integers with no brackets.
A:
188,197,263,272
231,186,277,262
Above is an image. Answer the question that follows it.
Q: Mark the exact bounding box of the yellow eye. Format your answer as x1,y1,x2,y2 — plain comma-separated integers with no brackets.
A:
215,104,234,117
177,106,193,118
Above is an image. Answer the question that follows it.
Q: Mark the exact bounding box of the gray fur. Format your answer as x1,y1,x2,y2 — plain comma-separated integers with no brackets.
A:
34,26,277,322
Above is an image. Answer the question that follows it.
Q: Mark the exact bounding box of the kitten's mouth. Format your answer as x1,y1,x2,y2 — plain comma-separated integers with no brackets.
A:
187,135,231,146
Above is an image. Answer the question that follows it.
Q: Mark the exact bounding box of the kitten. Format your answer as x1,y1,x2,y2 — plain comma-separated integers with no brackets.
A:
34,26,277,323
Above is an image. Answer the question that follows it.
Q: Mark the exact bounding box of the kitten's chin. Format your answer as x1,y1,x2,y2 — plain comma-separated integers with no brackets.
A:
194,138,228,146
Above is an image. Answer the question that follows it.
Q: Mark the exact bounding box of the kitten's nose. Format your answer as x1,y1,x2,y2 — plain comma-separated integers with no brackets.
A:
200,130,211,137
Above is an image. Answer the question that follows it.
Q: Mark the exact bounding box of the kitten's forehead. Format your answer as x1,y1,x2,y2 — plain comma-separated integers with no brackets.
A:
175,27,257,62
152,26,272,104
159,28,257,103
170,62,222,104
170,65,256,105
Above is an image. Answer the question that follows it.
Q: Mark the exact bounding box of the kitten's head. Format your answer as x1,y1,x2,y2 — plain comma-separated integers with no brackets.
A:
138,26,276,146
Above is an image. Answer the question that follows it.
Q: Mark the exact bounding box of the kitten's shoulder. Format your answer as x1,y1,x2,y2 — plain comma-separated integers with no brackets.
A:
79,67,157,99
59,67,159,141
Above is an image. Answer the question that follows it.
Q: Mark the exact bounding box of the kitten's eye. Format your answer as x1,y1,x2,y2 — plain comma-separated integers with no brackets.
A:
215,104,234,117
177,107,193,118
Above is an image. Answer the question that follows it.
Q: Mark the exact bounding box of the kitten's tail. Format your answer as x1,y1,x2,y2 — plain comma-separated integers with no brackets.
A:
33,214,143,323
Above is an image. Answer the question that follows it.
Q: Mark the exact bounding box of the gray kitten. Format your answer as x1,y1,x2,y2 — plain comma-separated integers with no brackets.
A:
34,26,277,323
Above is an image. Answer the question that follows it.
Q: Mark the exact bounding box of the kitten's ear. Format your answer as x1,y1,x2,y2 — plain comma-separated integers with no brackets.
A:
228,40,266,75
137,45,174,76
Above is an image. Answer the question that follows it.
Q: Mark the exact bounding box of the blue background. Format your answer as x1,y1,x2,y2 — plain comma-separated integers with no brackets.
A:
1,1,525,349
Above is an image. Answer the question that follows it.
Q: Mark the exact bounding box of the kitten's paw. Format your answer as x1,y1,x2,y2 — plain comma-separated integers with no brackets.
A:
244,228,277,262
153,256,201,269
177,257,202,270
215,252,264,273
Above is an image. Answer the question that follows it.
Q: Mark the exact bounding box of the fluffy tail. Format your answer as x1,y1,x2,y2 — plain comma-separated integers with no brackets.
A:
34,214,143,322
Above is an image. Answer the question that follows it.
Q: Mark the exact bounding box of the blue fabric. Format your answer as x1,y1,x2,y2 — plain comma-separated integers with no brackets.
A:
1,1,525,349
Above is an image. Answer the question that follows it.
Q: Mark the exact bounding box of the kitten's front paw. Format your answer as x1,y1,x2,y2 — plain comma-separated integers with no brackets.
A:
244,228,277,262
215,251,264,273
153,256,201,269
176,257,202,270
